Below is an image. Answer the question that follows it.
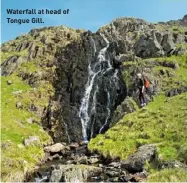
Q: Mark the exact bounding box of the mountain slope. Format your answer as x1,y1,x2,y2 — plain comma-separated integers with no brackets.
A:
1,15,187,182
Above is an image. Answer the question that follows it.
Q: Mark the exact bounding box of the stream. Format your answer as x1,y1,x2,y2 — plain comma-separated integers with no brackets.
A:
26,143,146,182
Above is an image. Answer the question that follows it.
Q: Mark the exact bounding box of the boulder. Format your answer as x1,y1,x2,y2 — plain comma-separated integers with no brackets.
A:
12,90,22,95
1,143,9,150
77,155,88,164
49,164,102,182
178,144,187,164
26,118,33,124
131,171,147,182
118,174,133,182
121,144,156,172
48,154,61,161
1,56,24,76
134,32,164,58
69,142,79,149
23,136,40,146
88,157,99,164
161,33,176,55
109,161,121,168
66,160,75,165
106,170,120,177
16,101,22,109
7,80,13,85
44,143,65,153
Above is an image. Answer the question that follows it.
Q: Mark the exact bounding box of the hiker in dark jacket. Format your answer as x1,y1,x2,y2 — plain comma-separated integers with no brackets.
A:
137,73,146,107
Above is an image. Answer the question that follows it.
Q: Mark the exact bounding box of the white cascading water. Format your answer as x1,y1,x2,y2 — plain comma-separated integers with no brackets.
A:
79,33,115,142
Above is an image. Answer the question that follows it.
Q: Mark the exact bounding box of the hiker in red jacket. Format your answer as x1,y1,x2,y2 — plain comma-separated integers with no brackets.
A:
137,73,147,107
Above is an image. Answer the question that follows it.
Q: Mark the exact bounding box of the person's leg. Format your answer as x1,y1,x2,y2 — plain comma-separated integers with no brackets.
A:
139,89,144,106
142,92,146,105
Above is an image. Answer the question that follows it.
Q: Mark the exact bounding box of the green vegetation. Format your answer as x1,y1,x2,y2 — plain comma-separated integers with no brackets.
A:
1,75,52,182
155,24,187,33
19,61,39,73
152,55,187,91
169,26,187,33
176,43,187,49
89,54,187,181
89,93,187,160
147,168,187,182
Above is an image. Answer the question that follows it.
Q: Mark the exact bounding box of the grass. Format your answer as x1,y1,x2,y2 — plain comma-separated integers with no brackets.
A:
89,93,187,161
176,43,187,49
1,75,52,182
152,55,187,92
19,61,39,74
147,168,187,182
155,24,187,33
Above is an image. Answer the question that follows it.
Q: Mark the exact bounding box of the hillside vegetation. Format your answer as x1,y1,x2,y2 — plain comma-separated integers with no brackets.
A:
1,75,53,182
1,26,83,182
89,54,187,181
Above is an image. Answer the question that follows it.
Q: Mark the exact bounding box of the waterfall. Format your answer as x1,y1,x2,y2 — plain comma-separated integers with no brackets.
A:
79,33,121,142
79,37,98,142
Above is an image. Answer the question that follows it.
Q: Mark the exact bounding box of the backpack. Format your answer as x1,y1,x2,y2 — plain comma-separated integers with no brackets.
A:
144,78,150,88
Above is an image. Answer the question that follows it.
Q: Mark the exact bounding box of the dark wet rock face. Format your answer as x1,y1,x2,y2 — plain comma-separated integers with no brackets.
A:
43,33,127,142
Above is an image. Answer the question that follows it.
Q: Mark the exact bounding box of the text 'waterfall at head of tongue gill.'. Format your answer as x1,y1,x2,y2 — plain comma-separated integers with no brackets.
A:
79,33,113,142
